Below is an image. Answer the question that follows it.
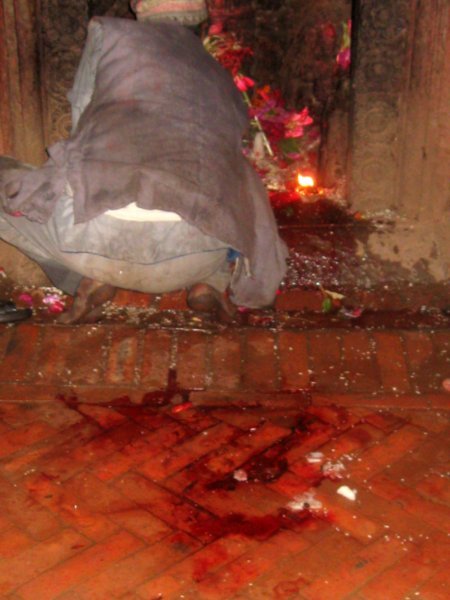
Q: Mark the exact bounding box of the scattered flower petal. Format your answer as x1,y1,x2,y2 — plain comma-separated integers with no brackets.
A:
323,460,346,479
233,469,248,482
337,485,357,501
306,451,324,464
288,491,323,511
18,293,34,306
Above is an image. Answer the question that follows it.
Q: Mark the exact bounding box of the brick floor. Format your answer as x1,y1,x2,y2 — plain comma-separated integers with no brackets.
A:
0,303,449,598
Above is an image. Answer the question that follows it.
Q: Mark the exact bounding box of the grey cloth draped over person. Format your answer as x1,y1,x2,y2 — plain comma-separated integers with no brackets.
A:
0,17,288,307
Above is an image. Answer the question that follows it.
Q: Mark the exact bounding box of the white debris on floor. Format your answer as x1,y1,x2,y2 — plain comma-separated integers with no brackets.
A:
287,491,323,511
337,485,358,501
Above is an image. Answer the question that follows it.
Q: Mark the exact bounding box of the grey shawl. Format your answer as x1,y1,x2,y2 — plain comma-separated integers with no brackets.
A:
3,17,288,307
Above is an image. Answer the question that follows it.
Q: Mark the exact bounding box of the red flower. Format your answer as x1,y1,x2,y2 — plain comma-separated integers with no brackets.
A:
234,74,255,92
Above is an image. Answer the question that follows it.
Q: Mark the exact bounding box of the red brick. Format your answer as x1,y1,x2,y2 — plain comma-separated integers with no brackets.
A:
90,420,192,482
210,330,242,390
383,430,449,485
315,422,385,459
403,331,435,392
176,331,209,389
0,324,40,382
369,474,450,533
166,403,218,432
0,527,33,559
275,289,323,311
137,421,238,480
233,480,291,516
34,327,74,384
0,420,57,459
415,473,450,505
25,471,120,542
284,422,337,464
140,329,172,388
270,529,362,588
417,567,449,599
159,289,188,310
211,407,274,430
311,480,383,544
59,325,109,385
430,331,450,390
353,487,435,541
345,424,426,482
77,404,127,429
306,404,357,428
341,331,380,392
0,528,89,597
112,472,217,542
192,390,309,409
242,330,277,391
140,534,255,600
0,403,42,428
204,421,290,476
105,328,140,385
362,409,406,433
301,536,406,599
112,289,151,308
108,508,172,545
178,471,272,519
61,532,200,600
391,408,448,433
308,331,346,392
312,392,431,409
17,530,143,600
190,530,302,598
278,331,310,390
431,331,450,355
358,540,446,599
0,325,14,361
428,393,450,408
32,420,142,483
0,474,62,541
373,332,411,393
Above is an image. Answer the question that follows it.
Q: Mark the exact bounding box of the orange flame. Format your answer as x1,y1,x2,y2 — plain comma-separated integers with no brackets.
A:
297,174,315,188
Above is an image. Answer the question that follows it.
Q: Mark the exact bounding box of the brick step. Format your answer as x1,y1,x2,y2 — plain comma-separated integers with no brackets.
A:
1,324,448,399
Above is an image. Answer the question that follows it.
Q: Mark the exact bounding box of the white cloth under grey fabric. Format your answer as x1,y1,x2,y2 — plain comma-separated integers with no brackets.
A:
0,189,231,295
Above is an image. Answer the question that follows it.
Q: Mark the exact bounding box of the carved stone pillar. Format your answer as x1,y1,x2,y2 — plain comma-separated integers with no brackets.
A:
0,0,46,164
38,0,89,146
349,0,412,212
349,0,449,282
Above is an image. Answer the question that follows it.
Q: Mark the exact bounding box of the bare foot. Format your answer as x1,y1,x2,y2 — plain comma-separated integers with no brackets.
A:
187,283,236,323
57,278,116,324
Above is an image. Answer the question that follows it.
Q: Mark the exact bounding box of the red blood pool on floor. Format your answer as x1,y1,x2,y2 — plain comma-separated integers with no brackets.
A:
192,510,327,542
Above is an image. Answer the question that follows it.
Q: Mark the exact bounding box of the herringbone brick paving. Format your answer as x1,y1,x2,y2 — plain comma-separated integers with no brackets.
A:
0,308,449,599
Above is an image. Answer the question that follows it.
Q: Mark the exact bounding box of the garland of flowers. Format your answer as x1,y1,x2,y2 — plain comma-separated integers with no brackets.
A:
203,25,315,194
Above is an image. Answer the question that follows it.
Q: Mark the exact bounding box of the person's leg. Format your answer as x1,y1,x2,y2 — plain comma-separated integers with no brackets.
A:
54,249,235,323
57,277,116,324
186,282,236,321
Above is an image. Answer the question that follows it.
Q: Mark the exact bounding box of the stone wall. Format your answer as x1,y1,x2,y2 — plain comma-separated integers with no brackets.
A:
349,0,449,282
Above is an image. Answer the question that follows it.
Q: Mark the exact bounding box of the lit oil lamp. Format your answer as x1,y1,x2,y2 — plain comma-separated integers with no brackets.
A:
295,172,324,202
297,174,315,188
